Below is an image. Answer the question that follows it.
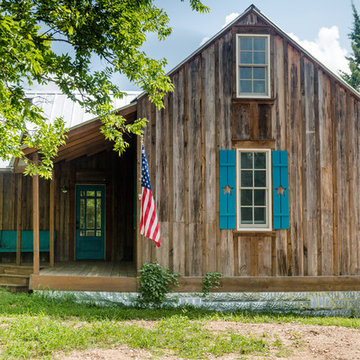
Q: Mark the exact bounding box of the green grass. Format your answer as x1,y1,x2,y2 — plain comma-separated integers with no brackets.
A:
0,289,358,359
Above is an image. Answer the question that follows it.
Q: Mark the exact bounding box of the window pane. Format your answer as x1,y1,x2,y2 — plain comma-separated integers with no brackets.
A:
253,67,265,79
253,51,266,64
239,67,252,79
86,198,95,229
96,191,102,197
240,52,253,64
254,37,265,50
241,190,252,206
240,80,252,93
254,207,266,224
80,230,85,237
80,191,86,197
86,230,95,236
241,171,253,187
241,207,252,224
96,230,101,237
254,171,266,187
254,189,266,206
253,80,266,94
241,152,253,169
254,152,266,169
240,37,252,50
87,191,95,197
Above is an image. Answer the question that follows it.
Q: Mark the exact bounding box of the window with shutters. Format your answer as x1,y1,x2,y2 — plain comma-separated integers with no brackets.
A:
236,34,270,98
236,149,272,230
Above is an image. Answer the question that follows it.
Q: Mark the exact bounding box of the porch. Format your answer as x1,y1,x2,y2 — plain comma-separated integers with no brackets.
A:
30,261,138,292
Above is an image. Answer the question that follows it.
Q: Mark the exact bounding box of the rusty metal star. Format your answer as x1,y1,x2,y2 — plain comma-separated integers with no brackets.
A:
223,184,233,195
276,185,286,196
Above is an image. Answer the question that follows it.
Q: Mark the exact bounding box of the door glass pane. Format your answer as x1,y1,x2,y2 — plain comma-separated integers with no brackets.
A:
241,171,253,187
96,198,102,229
241,207,252,224
96,230,101,237
80,199,85,229
96,191,102,197
86,230,95,236
254,171,266,187
87,191,95,197
80,230,85,237
241,190,252,206
86,198,95,229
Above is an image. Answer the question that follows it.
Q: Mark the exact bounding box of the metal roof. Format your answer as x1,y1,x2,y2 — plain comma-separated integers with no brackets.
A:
0,90,140,171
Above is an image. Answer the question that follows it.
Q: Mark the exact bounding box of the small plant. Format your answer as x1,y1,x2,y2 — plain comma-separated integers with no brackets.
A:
137,261,180,307
202,272,223,297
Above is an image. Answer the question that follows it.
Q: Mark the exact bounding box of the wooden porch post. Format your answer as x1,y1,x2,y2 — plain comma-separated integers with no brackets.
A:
136,135,142,270
16,174,22,265
33,153,40,275
49,176,55,267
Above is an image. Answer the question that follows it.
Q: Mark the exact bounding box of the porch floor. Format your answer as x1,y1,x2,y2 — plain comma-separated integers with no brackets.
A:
39,261,137,277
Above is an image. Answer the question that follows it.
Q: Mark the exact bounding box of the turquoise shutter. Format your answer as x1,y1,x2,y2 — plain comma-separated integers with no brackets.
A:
219,150,236,229
272,151,289,229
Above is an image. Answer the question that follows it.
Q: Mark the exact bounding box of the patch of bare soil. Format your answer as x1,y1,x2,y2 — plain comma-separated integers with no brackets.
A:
59,321,360,360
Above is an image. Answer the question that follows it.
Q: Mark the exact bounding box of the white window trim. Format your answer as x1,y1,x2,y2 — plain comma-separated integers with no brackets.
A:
236,34,271,99
236,149,272,231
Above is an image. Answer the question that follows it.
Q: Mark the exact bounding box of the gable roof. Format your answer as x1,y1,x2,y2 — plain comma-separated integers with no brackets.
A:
0,90,140,171
134,4,359,102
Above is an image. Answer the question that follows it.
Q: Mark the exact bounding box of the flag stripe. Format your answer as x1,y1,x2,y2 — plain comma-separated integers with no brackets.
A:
139,144,161,247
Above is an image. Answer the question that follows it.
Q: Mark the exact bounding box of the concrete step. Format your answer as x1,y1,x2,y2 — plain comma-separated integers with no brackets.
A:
0,284,30,293
0,274,29,286
0,265,33,276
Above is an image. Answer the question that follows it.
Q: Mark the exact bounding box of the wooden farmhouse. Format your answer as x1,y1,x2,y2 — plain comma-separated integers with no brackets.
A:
1,5,360,293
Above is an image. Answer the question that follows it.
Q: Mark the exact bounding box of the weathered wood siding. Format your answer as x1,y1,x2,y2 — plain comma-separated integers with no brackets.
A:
137,13,360,277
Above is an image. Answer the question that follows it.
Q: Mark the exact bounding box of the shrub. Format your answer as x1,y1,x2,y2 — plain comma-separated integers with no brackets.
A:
137,261,180,307
202,272,223,297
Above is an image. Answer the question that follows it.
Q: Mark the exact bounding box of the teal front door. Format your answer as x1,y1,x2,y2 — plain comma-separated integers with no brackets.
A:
75,185,105,260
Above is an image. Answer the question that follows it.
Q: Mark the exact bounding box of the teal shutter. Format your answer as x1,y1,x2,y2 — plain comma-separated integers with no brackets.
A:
272,151,289,229
219,150,236,229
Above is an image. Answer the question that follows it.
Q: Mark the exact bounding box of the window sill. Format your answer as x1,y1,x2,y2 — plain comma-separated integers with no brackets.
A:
232,97,276,104
234,230,276,237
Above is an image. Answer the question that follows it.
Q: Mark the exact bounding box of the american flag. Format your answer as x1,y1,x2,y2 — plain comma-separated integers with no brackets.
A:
139,144,161,247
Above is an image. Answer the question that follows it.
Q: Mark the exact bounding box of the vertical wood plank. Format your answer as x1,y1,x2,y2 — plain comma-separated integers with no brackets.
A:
33,154,40,275
49,176,55,267
318,73,334,275
203,45,217,273
16,174,22,265
288,46,304,276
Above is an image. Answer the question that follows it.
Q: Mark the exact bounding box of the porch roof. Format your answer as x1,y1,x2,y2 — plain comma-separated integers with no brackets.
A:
0,91,140,171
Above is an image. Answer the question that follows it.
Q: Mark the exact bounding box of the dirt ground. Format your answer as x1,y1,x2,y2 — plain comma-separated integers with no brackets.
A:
60,321,360,360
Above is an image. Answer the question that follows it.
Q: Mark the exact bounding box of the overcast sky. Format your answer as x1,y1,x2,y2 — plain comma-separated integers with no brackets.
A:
32,0,355,92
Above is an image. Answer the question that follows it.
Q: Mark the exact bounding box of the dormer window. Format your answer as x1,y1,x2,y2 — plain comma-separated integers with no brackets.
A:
236,34,270,98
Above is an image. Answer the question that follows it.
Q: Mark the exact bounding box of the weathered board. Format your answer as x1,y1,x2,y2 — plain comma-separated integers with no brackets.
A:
136,10,360,279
